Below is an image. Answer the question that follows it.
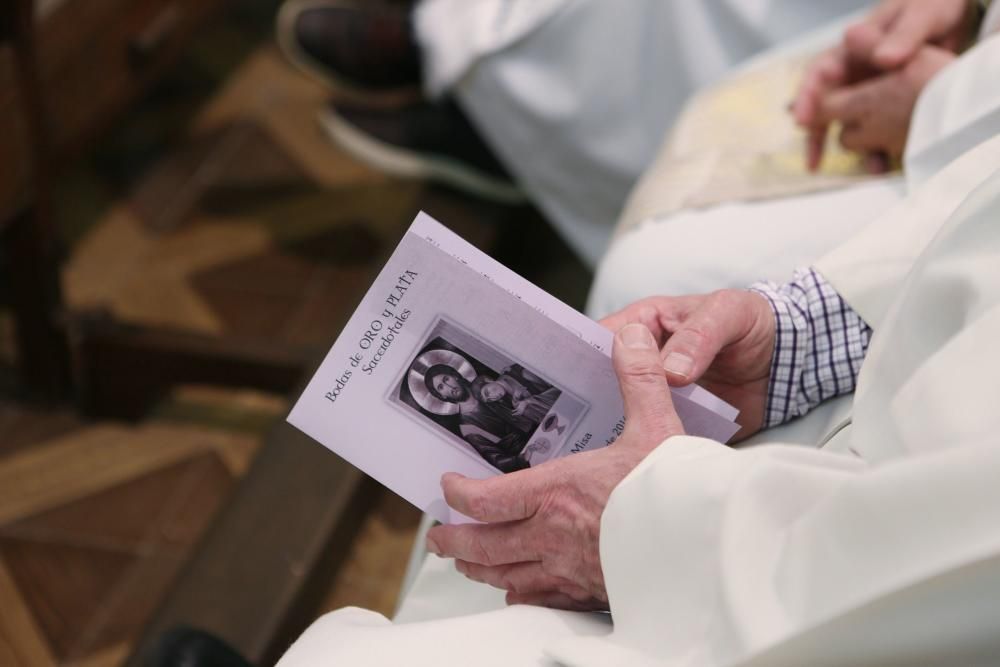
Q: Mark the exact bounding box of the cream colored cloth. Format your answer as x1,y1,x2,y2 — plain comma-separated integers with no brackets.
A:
615,55,883,241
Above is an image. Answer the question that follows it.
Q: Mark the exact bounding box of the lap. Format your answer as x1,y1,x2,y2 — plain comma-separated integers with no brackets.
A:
277,583,610,667
586,178,905,319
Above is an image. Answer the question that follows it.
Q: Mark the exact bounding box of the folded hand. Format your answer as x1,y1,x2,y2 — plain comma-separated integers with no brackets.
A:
793,0,969,170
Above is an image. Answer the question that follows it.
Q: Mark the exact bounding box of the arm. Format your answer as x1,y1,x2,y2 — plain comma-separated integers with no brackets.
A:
591,432,1000,666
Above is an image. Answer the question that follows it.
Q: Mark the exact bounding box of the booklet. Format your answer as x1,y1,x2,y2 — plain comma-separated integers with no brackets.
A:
288,212,740,523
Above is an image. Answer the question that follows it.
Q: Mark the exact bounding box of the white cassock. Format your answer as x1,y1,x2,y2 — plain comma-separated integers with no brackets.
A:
587,6,1000,318
276,64,1000,667
277,136,1000,666
413,0,875,266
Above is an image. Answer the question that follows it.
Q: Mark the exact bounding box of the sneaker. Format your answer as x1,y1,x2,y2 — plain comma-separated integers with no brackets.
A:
319,98,526,204
277,0,422,98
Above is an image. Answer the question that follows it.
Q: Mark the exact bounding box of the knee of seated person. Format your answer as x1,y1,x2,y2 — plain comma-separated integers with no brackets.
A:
586,225,717,319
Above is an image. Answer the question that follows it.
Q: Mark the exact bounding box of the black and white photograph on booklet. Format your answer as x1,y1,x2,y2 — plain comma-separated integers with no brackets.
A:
391,317,588,473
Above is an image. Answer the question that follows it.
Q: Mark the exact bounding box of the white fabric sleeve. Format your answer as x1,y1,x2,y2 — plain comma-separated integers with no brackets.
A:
580,436,1000,666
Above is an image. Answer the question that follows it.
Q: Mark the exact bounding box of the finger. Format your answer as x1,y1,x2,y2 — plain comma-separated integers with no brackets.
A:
599,302,665,343
837,121,883,154
439,470,540,523
793,49,846,126
874,6,938,68
864,152,890,174
806,124,827,172
792,78,822,127
455,559,576,596
864,0,905,33
659,291,753,384
815,82,875,126
613,324,682,441
428,521,541,566
843,21,883,64
815,50,848,85
506,590,609,612
598,297,697,345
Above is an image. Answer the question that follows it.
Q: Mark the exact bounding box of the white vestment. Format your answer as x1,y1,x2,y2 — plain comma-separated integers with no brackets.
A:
413,0,874,266
587,12,1000,318
277,139,1000,667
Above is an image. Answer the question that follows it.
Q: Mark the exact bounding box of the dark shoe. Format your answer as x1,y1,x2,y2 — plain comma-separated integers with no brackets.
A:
277,0,422,96
144,626,253,667
319,98,526,204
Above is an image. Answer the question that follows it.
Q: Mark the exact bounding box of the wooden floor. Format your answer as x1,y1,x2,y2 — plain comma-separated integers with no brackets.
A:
0,390,279,666
0,4,589,665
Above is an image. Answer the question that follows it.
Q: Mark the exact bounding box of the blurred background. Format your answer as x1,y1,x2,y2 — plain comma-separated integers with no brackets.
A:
0,0,589,664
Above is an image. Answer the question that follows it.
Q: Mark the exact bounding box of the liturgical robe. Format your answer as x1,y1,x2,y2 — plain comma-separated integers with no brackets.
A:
278,134,1000,667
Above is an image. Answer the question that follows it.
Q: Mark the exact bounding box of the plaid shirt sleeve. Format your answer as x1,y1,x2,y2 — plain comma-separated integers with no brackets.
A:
749,268,873,428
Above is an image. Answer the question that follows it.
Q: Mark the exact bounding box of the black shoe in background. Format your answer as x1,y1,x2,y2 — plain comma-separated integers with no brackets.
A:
277,0,422,97
320,97,526,204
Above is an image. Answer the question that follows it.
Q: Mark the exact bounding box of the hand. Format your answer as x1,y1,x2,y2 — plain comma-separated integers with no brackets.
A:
793,0,970,170
814,45,956,163
511,400,527,417
599,289,775,441
426,323,684,611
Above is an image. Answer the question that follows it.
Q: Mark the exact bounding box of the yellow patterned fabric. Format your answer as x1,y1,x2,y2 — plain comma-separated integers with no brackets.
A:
616,55,895,238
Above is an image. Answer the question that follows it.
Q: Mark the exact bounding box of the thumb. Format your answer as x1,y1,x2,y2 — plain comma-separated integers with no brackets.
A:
660,292,750,384
613,324,682,442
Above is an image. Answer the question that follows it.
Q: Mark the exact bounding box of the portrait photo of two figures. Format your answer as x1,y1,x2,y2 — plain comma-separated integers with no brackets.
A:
391,318,588,473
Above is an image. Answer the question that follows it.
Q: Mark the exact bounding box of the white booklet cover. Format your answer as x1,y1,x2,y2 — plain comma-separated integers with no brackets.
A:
288,213,739,522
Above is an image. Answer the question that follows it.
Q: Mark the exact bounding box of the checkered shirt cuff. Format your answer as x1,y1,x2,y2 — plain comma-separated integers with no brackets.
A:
749,268,873,428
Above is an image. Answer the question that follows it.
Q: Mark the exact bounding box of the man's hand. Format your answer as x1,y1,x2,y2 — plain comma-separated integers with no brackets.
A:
813,46,955,165
599,290,775,441
793,0,969,170
426,323,684,611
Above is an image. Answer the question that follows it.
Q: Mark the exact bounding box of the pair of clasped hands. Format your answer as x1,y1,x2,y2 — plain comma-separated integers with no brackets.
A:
424,0,979,612
794,0,977,172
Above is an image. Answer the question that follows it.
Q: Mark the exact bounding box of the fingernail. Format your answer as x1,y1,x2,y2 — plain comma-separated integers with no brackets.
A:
426,535,441,556
619,323,655,349
663,352,694,378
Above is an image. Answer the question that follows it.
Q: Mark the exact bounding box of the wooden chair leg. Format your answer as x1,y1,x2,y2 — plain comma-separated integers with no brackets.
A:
3,206,72,400
3,0,73,400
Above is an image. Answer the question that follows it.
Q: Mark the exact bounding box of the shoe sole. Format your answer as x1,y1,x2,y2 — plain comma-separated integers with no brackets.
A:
318,107,527,205
276,0,422,106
